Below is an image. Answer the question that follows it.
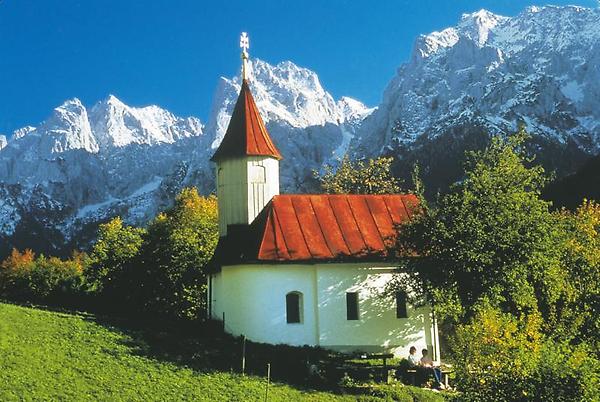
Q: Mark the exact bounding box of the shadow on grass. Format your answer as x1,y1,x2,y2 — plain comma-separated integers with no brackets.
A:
2,299,438,399
87,309,350,393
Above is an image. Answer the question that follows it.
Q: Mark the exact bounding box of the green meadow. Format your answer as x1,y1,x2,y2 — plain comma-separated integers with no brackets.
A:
0,302,446,401
0,302,357,401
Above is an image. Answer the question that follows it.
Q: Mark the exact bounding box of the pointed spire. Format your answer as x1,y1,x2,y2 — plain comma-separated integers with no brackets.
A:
211,80,282,161
211,33,282,162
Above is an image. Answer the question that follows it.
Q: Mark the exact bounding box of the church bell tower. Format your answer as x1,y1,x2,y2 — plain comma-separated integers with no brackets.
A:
210,33,282,237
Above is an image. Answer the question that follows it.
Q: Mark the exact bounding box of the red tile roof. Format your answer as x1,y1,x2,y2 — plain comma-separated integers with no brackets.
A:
211,79,283,162
210,193,419,267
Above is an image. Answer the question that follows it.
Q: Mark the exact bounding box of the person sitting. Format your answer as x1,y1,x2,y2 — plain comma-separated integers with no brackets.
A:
400,346,421,384
420,348,444,389
407,346,419,367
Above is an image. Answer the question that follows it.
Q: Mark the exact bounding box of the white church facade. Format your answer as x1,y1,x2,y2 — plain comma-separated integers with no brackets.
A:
207,36,440,360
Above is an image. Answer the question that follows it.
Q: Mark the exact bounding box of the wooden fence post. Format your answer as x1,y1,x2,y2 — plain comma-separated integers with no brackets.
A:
241,335,246,375
264,363,271,402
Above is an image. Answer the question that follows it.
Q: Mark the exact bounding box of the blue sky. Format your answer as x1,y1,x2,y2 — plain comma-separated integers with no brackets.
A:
0,0,597,136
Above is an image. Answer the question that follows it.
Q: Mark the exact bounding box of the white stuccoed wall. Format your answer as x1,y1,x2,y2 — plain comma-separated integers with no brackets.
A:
215,156,279,236
209,262,439,359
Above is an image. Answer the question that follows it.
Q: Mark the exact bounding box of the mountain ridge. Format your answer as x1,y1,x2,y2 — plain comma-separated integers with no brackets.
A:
0,58,370,257
2,5,599,257
353,5,600,193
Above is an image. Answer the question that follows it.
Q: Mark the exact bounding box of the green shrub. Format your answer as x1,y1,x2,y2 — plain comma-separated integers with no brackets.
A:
533,342,600,402
85,217,145,313
0,249,85,306
451,303,599,401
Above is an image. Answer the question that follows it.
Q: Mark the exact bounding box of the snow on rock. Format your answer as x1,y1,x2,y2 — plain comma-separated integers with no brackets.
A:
0,135,6,151
354,5,600,178
41,98,99,154
90,95,203,148
337,97,374,124
0,58,372,253
0,196,20,236
206,58,363,147
458,9,509,46
12,126,35,140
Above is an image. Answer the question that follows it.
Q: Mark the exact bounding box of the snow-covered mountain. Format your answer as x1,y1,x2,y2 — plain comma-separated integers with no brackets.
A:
2,5,599,256
354,5,600,192
0,59,371,256
0,95,207,255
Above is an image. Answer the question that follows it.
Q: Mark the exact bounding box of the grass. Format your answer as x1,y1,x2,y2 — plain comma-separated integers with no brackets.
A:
0,302,447,401
0,302,360,401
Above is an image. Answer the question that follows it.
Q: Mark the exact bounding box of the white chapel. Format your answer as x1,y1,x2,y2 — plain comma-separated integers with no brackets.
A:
207,34,440,359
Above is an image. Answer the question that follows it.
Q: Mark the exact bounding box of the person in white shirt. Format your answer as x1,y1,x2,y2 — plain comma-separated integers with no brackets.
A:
408,346,420,367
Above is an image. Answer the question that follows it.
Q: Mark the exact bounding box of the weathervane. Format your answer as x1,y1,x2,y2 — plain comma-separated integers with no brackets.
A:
240,32,250,81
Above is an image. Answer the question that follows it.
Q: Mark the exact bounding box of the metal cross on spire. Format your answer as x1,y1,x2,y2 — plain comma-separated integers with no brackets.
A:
240,32,250,81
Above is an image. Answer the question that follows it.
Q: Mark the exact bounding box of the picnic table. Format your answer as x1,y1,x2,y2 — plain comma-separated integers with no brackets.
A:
406,365,453,388
357,353,395,383
333,353,396,384
356,353,394,369
440,367,453,388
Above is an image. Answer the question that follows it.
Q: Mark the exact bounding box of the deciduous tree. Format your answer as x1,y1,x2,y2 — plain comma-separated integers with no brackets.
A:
316,156,402,194
137,188,218,321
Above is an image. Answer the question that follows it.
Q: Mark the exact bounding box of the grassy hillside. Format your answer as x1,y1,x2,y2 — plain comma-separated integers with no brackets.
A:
0,302,368,401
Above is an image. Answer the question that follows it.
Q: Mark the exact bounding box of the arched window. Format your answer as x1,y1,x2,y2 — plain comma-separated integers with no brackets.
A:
286,292,303,324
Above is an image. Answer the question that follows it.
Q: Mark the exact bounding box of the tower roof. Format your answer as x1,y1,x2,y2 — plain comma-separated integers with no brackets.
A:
210,80,283,162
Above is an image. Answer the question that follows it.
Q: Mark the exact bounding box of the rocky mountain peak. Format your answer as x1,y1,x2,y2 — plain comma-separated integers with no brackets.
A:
458,9,508,45
337,97,373,123
206,57,367,149
89,95,203,149
354,5,600,195
37,97,98,154
13,126,36,140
